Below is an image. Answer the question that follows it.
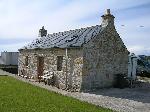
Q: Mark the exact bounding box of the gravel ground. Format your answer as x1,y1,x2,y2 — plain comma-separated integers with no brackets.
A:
1,69,150,112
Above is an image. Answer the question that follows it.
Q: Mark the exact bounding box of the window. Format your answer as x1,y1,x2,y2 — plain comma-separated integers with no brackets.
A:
57,56,63,71
25,56,28,66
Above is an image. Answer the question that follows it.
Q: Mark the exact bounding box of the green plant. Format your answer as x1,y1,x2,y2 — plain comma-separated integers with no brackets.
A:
0,76,113,112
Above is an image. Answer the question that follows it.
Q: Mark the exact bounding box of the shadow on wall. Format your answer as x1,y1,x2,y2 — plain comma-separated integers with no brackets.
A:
0,65,18,74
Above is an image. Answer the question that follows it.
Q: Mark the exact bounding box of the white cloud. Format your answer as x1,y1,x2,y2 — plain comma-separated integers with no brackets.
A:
0,0,149,39
128,45,150,55
0,42,29,52
116,14,150,55
0,0,150,55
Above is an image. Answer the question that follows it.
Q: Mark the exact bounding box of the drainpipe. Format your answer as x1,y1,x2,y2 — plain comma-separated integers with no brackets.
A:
65,48,68,89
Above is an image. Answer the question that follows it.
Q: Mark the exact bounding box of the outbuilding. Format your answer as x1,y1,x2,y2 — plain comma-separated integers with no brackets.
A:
18,9,129,91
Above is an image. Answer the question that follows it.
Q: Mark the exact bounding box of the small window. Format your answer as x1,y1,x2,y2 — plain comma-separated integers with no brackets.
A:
25,56,28,66
57,56,63,71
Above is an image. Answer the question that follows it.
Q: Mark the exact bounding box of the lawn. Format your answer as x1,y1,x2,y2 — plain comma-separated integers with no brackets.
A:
0,76,113,112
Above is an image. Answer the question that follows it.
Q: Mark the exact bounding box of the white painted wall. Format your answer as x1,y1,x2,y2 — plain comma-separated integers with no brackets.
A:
0,52,19,65
128,53,137,80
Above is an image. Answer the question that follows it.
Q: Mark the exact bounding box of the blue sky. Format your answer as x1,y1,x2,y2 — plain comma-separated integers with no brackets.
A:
0,0,150,55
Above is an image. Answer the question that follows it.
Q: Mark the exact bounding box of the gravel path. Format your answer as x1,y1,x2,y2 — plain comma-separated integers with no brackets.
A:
1,69,150,112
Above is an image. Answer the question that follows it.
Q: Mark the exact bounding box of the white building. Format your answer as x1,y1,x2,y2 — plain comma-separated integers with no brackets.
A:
128,53,138,80
0,52,19,65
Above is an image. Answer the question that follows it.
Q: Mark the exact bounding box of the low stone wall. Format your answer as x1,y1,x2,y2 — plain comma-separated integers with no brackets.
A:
0,65,18,74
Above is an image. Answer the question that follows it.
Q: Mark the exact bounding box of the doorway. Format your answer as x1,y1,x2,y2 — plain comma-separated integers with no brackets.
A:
37,56,44,80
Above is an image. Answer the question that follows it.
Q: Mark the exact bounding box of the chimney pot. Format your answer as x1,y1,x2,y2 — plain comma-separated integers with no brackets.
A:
106,9,110,15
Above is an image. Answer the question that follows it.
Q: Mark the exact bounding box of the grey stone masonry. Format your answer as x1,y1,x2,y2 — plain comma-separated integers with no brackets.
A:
19,48,83,91
18,9,129,92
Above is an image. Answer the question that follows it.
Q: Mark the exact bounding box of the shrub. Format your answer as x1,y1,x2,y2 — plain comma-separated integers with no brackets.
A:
114,74,130,89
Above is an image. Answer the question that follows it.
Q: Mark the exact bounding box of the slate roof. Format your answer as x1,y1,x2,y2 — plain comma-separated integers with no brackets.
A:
22,25,103,49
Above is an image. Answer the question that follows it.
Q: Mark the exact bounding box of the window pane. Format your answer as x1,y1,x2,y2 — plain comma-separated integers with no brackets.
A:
57,56,63,71
25,56,28,66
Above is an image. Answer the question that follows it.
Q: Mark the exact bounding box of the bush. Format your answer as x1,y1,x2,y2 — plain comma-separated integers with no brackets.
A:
114,74,130,89
137,71,150,78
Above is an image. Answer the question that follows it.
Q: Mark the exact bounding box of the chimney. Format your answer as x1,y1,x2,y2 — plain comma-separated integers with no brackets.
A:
38,26,47,37
101,9,115,27
106,9,110,15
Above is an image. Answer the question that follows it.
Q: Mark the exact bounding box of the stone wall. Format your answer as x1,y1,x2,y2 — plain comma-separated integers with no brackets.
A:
18,48,83,91
81,25,129,91
19,25,129,92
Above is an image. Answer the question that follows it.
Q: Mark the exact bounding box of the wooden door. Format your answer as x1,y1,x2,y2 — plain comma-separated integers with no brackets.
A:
37,56,44,79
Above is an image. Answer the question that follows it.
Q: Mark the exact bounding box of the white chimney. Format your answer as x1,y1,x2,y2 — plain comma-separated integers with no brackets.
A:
101,9,115,27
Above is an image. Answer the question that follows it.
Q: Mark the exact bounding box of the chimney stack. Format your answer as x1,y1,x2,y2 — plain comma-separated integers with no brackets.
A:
101,9,115,27
106,9,110,15
38,26,47,37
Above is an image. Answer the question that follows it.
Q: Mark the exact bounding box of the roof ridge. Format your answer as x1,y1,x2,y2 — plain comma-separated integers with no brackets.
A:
47,25,101,36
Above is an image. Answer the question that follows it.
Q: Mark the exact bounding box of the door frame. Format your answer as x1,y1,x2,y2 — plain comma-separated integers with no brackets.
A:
37,56,44,79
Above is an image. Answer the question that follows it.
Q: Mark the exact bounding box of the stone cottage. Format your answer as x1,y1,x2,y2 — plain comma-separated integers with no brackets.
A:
18,9,129,91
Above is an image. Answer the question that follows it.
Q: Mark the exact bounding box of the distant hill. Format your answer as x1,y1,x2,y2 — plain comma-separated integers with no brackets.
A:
137,55,150,77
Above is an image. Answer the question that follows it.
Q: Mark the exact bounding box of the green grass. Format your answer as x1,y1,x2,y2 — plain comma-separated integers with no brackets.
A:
0,76,113,112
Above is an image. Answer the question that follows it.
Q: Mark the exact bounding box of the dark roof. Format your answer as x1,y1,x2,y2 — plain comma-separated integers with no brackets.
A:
22,25,103,49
